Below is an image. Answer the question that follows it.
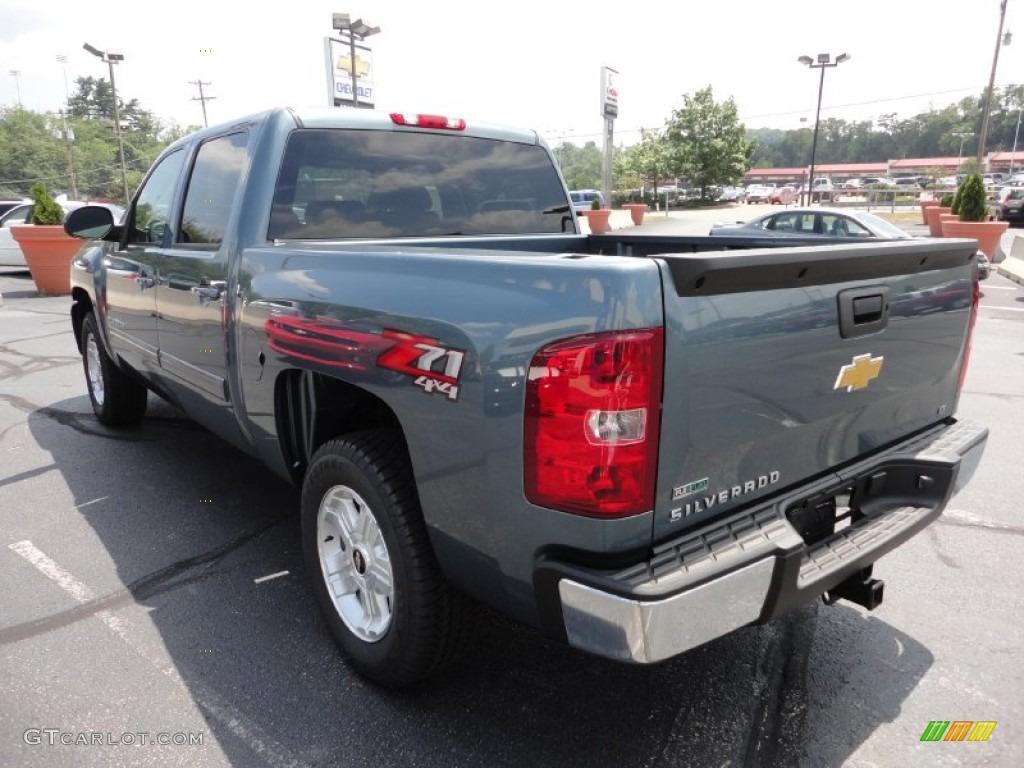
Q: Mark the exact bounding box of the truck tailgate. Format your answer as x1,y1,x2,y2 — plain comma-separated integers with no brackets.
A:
651,239,979,541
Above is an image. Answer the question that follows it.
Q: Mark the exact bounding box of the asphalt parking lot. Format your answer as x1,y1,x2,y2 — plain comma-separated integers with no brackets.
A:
0,252,1022,767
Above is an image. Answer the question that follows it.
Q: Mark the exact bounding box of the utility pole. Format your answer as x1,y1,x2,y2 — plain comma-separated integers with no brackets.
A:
59,109,79,199
189,79,215,127
977,0,1010,164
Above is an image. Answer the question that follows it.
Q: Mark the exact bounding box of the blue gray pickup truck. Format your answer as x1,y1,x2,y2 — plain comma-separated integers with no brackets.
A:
64,107,987,687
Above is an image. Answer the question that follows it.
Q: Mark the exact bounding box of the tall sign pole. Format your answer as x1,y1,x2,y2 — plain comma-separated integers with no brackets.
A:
600,67,619,207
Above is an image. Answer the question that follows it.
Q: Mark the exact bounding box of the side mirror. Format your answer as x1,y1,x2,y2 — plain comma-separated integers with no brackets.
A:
65,205,114,240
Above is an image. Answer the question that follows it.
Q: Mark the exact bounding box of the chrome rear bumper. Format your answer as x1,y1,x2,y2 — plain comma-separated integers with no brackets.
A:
551,419,987,663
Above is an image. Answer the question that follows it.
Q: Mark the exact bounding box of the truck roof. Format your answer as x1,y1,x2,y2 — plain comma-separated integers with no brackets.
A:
171,107,543,150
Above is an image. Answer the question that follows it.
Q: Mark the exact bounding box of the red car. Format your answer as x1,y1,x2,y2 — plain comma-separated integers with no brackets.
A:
770,186,797,205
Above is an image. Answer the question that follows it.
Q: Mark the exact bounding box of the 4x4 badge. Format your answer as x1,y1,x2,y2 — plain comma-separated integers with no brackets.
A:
834,353,884,392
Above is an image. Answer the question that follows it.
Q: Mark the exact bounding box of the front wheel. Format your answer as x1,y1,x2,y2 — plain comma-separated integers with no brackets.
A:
81,312,148,426
301,431,474,687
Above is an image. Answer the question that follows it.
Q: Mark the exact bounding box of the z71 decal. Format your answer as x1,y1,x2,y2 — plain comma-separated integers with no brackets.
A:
377,330,466,401
264,317,467,402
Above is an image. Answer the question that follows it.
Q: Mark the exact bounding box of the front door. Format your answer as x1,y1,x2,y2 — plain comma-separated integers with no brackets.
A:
105,148,187,373
155,131,250,445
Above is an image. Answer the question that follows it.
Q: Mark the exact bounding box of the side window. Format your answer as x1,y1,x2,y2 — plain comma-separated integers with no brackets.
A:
178,132,250,246
127,149,186,244
844,218,871,237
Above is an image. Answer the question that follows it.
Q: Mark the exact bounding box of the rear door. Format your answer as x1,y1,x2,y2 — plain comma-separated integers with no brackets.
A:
650,239,977,541
155,130,250,444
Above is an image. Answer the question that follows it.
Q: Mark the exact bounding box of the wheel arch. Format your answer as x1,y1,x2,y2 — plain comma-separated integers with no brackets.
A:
274,368,405,486
70,287,94,354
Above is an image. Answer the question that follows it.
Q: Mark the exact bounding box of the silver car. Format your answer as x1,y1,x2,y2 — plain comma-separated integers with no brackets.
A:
709,207,912,239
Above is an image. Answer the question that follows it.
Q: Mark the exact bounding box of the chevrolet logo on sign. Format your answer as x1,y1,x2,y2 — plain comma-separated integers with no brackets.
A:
834,354,884,392
337,55,370,79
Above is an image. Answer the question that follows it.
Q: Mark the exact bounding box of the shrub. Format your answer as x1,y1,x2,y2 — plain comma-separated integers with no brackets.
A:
28,182,65,225
939,193,955,208
950,182,964,215
957,173,988,222
590,198,602,211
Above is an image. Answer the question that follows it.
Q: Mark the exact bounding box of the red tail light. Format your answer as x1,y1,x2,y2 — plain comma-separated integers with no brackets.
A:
957,274,981,391
390,113,466,131
524,329,664,517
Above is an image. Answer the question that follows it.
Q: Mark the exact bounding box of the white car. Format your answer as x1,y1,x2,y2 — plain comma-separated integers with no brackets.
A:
744,184,776,203
0,201,124,267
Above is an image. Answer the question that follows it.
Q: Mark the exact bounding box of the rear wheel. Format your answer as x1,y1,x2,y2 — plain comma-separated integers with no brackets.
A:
301,431,474,687
81,312,148,426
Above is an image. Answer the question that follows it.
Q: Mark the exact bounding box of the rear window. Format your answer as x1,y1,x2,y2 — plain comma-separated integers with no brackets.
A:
269,128,573,239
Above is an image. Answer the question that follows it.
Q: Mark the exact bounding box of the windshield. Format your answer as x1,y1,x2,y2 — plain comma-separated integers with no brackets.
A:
270,129,574,239
857,212,912,239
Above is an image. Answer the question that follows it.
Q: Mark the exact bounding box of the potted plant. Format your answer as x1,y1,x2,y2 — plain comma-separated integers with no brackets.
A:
621,202,647,226
941,172,1007,257
584,197,612,235
10,182,81,296
925,192,954,237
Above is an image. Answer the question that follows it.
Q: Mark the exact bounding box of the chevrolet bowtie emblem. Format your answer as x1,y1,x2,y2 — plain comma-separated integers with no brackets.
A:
834,353,884,392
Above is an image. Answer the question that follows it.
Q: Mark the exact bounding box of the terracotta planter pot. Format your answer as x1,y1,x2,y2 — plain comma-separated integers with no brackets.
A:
941,218,1009,258
924,206,952,237
10,225,83,296
938,213,959,235
920,199,940,224
622,203,647,226
584,209,612,235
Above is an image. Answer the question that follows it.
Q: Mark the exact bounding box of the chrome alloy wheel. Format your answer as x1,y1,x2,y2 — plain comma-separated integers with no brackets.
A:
316,485,394,642
86,335,105,406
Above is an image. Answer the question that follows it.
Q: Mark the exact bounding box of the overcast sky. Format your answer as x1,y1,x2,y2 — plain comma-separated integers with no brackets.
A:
1,0,1020,148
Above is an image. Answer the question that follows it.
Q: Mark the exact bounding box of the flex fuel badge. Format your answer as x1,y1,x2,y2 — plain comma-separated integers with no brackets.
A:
671,478,709,501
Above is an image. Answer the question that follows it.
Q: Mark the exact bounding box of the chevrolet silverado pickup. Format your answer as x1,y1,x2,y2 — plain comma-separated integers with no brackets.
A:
64,107,987,687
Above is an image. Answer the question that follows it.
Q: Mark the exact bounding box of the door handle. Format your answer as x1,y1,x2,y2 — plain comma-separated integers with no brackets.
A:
837,286,891,339
191,281,226,305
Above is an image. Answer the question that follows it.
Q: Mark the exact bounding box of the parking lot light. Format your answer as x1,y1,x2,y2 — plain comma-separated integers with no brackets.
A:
83,42,130,204
797,52,851,205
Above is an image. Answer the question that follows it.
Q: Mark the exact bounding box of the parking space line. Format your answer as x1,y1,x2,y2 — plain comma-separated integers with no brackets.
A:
73,496,109,510
253,570,290,584
980,306,1024,312
7,539,311,768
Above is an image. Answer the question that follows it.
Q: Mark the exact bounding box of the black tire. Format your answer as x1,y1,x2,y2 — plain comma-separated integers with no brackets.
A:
81,312,148,426
301,431,474,687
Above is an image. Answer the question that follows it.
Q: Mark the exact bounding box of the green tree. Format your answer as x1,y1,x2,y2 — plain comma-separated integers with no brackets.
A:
616,128,670,200
664,86,755,199
1,81,193,204
0,108,65,199
552,141,602,190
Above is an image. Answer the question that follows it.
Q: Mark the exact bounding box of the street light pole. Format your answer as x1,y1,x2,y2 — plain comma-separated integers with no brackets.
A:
56,55,78,199
83,43,131,205
954,132,974,170
797,53,851,205
9,70,21,106
977,0,1010,165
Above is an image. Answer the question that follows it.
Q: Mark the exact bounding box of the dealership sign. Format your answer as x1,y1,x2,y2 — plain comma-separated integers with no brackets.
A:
324,37,375,108
601,66,618,119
